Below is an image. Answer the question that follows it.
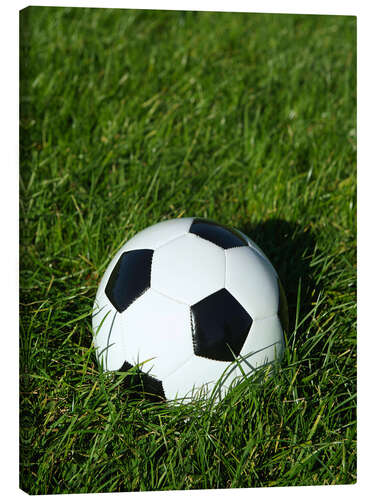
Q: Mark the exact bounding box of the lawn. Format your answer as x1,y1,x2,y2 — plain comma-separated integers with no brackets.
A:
19,7,356,494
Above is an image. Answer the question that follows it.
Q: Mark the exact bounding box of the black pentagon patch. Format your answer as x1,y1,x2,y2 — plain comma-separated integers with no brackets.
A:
277,279,289,334
189,218,247,249
118,360,166,401
190,288,253,362
105,249,153,313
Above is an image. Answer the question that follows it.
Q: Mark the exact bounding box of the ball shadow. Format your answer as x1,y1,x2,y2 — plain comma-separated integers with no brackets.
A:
239,218,317,337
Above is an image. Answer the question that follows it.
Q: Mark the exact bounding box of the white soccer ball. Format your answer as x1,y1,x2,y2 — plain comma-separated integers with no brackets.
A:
92,217,288,402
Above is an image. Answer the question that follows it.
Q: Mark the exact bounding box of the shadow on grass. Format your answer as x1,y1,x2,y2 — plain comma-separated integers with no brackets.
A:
239,218,317,338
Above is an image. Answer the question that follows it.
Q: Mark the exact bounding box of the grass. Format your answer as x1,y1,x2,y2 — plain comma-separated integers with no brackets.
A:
19,7,356,494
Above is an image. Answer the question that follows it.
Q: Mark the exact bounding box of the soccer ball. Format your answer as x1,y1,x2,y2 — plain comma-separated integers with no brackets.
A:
92,217,288,402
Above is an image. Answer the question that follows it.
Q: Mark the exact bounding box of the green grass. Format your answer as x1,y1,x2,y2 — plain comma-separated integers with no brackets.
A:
19,7,356,494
